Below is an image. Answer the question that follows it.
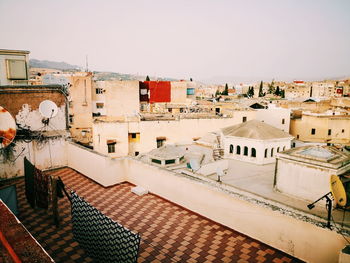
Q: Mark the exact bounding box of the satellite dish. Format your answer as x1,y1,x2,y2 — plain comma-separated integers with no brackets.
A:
330,175,347,207
0,106,17,148
39,100,58,118
216,167,224,177
189,159,200,171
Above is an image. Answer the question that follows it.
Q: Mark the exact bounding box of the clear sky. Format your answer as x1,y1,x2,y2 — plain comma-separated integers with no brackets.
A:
1,0,349,83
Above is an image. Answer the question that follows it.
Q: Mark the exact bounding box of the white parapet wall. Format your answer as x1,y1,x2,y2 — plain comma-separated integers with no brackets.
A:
124,158,346,263
63,142,347,263
67,142,127,187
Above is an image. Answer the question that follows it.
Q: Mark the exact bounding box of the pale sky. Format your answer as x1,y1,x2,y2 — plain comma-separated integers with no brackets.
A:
1,0,349,83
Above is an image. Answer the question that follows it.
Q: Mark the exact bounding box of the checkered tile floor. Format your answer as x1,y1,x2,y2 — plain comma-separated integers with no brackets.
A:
15,167,303,263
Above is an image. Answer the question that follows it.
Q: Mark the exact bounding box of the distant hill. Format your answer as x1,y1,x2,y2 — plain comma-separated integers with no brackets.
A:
29,59,82,71
29,58,178,81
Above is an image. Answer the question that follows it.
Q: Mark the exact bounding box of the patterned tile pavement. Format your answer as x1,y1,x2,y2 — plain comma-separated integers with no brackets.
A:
14,167,304,263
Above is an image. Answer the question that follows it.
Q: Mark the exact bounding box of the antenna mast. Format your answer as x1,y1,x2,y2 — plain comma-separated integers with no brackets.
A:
85,55,89,72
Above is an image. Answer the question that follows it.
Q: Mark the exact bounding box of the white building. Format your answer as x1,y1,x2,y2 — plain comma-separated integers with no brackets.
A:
0,49,30,86
275,145,350,203
221,120,293,165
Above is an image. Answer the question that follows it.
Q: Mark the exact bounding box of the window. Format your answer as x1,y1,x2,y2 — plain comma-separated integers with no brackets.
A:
271,148,274,157
251,148,256,157
282,119,285,124
244,146,248,156
311,128,316,135
107,143,115,153
242,116,247,122
165,159,176,165
6,59,27,80
297,135,299,139
328,129,331,136
131,133,137,139
236,146,241,155
69,114,74,124
277,147,280,152
96,103,104,109
151,159,161,164
264,149,268,158
135,151,139,156
157,137,166,148
342,129,345,133
229,144,234,154
283,146,286,151
96,88,103,94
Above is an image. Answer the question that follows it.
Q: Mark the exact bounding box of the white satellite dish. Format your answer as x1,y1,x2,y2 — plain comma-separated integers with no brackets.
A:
39,100,58,118
216,167,224,177
0,106,17,148
189,159,200,171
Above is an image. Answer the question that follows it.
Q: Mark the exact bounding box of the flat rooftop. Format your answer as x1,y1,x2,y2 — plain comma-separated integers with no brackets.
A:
11,167,301,262
205,159,350,229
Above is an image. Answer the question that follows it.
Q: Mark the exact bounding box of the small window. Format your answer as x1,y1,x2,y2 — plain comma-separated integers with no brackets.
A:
152,159,161,164
165,159,176,165
69,114,74,124
6,59,27,80
229,144,234,154
244,146,248,156
271,148,274,157
342,129,345,133
157,138,166,148
283,146,286,151
328,129,331,136
297,135,299,139
107,143,115,153
242,116,247,122
96,88,103,94
135,151,139,156
131,133,137,139
282,118,285,124
277,147,280,152
251,148,256,157
96,103,104,109
236,146,241,155
311,128,316,135
264,149,268,158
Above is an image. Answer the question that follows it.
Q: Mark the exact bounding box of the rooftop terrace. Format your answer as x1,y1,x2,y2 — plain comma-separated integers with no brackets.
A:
10,167,301,263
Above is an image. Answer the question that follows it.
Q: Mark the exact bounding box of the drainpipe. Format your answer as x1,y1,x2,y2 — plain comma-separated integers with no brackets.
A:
273,158,278,188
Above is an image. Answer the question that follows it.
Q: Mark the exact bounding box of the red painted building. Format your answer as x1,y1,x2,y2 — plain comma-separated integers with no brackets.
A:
140,81,171,103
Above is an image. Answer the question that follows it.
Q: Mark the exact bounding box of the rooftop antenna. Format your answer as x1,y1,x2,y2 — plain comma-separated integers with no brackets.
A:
85,55,89,72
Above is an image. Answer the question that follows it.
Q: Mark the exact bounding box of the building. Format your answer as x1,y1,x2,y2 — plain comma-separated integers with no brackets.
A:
93,80,140,119
0,49,30,86
275,145,350,202
290,111,350,146
92,114,253,157
221,120,293,165
68,73,94,145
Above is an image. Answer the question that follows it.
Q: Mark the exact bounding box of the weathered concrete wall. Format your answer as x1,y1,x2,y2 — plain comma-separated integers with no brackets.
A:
0,138,68,179
0,91,65,119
